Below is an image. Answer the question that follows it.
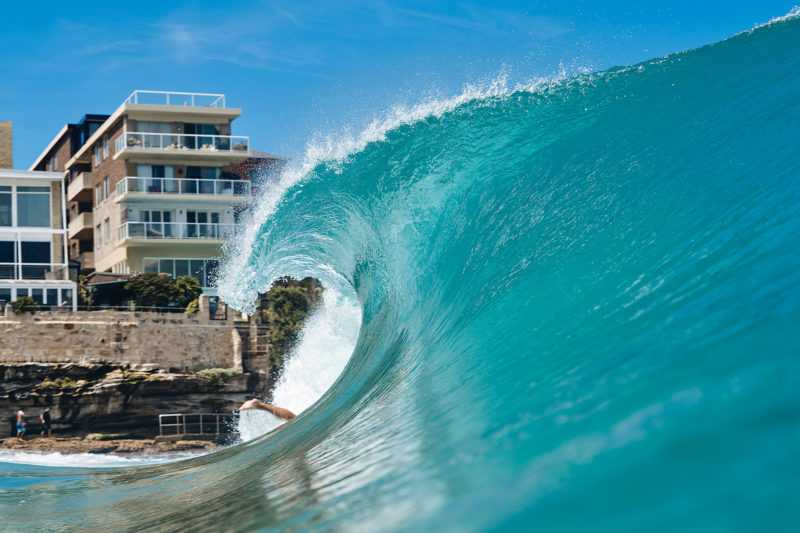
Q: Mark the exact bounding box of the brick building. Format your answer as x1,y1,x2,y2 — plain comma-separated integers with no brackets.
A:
31,91,286,295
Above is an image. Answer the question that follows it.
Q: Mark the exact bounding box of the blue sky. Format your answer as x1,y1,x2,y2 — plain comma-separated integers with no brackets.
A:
0,1,795,167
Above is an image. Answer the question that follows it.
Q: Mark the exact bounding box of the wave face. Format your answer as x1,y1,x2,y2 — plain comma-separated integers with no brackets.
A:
3,15,800,532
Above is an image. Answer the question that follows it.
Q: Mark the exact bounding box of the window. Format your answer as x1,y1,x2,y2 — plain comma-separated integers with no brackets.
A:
0,241,14,263
103,136,109,158
95,184,101,205
17,186,50,227
54,153,59,170
0,186,10,226
137,122,172,133
103,218,110,243
138,209,172,223
142,257,218,287
136,164,175,193
186,166,221,179
186,167,221,193
94,145,101,167
61,288,73,307
136,122,172,149
103,177,109,200
95,224,101,248
21,241,50,264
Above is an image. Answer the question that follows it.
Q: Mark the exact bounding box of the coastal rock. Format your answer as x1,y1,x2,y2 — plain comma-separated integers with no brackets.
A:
0,362,268,438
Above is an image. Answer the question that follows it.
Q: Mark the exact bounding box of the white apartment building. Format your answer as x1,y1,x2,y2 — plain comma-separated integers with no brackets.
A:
0,168,77,310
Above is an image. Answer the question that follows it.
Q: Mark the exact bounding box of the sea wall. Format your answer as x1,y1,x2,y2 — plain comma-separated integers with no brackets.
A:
0,306,242,371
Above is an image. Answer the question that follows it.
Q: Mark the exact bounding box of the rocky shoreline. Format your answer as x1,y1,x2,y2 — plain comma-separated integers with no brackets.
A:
2,362,268,437
1,434,223,455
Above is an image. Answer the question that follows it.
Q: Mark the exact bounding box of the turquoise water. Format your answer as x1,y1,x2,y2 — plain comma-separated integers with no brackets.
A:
2,14,800,532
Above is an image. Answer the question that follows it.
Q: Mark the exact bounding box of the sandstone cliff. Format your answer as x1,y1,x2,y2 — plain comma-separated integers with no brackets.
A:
1,362,268,438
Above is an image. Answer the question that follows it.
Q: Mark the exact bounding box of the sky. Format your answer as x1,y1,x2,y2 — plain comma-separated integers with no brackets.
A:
0,1,796,168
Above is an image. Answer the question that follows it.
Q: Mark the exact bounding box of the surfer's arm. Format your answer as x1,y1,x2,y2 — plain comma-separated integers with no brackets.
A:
240,399,296,420
258,402,296,420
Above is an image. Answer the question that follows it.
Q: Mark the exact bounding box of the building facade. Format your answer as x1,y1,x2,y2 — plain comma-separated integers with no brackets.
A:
0,169,77,310
31,91,285,295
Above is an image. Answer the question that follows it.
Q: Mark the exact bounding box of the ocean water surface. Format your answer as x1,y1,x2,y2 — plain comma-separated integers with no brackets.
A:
1,12,800,532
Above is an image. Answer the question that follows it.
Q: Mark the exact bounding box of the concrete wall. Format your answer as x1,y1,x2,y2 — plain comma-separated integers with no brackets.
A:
0,306,242,371
0,122,11,169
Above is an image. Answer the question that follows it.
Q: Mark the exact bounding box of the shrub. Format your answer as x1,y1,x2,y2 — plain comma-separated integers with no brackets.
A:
124,273,179,308
196,367,240,388
176,276,202,307
11,296,39,314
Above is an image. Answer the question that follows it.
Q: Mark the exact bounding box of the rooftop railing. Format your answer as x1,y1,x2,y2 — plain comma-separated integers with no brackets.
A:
118,221,236,241
115,131,249,154
124,90,226,108
116,176,252,198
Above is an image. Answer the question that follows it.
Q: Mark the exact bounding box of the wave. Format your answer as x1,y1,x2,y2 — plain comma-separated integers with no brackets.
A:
2,11,800,532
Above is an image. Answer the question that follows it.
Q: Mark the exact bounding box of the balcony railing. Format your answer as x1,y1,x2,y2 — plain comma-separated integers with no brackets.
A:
0,263,67,281
116,176,252,197
124,91,226,108
118,222,235,241
67,172,93,201
115,132,249,154
67,211,94,239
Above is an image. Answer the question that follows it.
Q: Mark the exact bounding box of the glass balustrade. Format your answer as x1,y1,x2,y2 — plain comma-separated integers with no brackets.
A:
118,222,235,241
116,177,251,197
0,263,61,280
115,132,248,153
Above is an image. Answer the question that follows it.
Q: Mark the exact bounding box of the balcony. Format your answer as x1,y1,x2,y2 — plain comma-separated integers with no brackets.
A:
114,131,250,162
67,172,93,202
115,176,252,203
78,251,94,271
0,263,68,281
117,222,235,243
124,91,226,108
67,212,94,240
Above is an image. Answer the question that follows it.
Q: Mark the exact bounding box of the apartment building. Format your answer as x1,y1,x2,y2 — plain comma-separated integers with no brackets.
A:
30,114,110,273
0,168,77,310
32,91,285,295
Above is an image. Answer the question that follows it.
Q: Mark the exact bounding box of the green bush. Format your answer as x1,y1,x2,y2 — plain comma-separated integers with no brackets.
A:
11,296,39,314
124,273,179,308
176,276,202,307
196,367,240,388
124,273,204,309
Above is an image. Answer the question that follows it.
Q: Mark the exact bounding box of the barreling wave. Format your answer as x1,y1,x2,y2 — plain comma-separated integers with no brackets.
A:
2,11,800,532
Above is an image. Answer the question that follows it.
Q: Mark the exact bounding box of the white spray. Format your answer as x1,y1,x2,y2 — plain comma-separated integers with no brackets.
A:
237,286,362,441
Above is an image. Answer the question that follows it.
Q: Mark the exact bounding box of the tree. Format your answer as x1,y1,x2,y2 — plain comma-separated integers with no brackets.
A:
259,277,323,383
124,273,179,308
175,275,202,307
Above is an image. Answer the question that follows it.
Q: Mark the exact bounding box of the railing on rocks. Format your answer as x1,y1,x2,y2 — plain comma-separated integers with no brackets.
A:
159,412,237,437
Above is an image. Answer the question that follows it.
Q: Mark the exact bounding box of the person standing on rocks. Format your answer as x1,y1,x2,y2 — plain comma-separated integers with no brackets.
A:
15,409,26,442
40,407,52,438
